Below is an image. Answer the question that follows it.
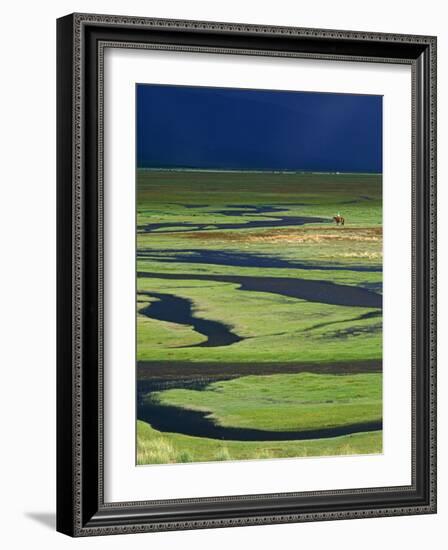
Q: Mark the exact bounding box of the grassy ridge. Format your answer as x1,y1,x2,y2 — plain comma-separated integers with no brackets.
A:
149,373,382,431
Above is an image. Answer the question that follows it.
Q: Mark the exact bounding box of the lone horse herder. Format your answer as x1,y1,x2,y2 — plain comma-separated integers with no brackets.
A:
333,213,345,226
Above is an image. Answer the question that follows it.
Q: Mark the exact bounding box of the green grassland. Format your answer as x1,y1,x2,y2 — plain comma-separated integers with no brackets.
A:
136,170,381,221
136,170,383,463
136,170,382,365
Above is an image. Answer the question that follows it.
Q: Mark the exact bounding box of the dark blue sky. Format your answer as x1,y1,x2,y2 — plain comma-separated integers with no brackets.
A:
137,84,382,173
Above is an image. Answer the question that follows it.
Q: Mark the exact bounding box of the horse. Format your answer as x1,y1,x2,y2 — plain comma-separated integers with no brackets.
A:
333,214,345,226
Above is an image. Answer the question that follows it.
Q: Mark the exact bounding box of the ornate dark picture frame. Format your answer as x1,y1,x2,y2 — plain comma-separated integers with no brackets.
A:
57,13,437,537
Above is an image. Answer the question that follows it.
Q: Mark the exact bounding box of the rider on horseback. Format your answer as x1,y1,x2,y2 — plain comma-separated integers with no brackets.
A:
333,212,345,226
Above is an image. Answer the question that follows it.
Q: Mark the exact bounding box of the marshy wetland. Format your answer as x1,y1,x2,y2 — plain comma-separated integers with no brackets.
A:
136,170,383,465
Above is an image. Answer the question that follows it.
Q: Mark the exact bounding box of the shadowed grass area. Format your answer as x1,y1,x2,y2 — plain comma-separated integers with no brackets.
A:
149,373,382,432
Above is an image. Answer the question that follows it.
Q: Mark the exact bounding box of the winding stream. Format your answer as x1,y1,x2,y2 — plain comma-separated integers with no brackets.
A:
137,202,382,442
138,271,382,309
139,291,242,347
138,248,382,273
138,203,328,234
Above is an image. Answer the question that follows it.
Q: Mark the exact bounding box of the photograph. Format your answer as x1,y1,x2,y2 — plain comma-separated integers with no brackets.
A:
54,9,436,538
135,83,384,465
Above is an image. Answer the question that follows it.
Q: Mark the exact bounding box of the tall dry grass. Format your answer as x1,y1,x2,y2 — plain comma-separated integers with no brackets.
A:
137,437,186,465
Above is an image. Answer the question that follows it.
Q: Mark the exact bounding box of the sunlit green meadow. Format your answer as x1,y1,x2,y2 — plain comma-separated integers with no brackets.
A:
136,170,383,463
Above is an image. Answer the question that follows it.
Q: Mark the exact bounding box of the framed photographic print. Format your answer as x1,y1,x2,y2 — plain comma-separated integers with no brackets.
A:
57,13,437,536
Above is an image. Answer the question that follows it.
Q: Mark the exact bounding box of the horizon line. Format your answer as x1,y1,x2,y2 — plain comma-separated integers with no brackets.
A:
137,167,382,175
